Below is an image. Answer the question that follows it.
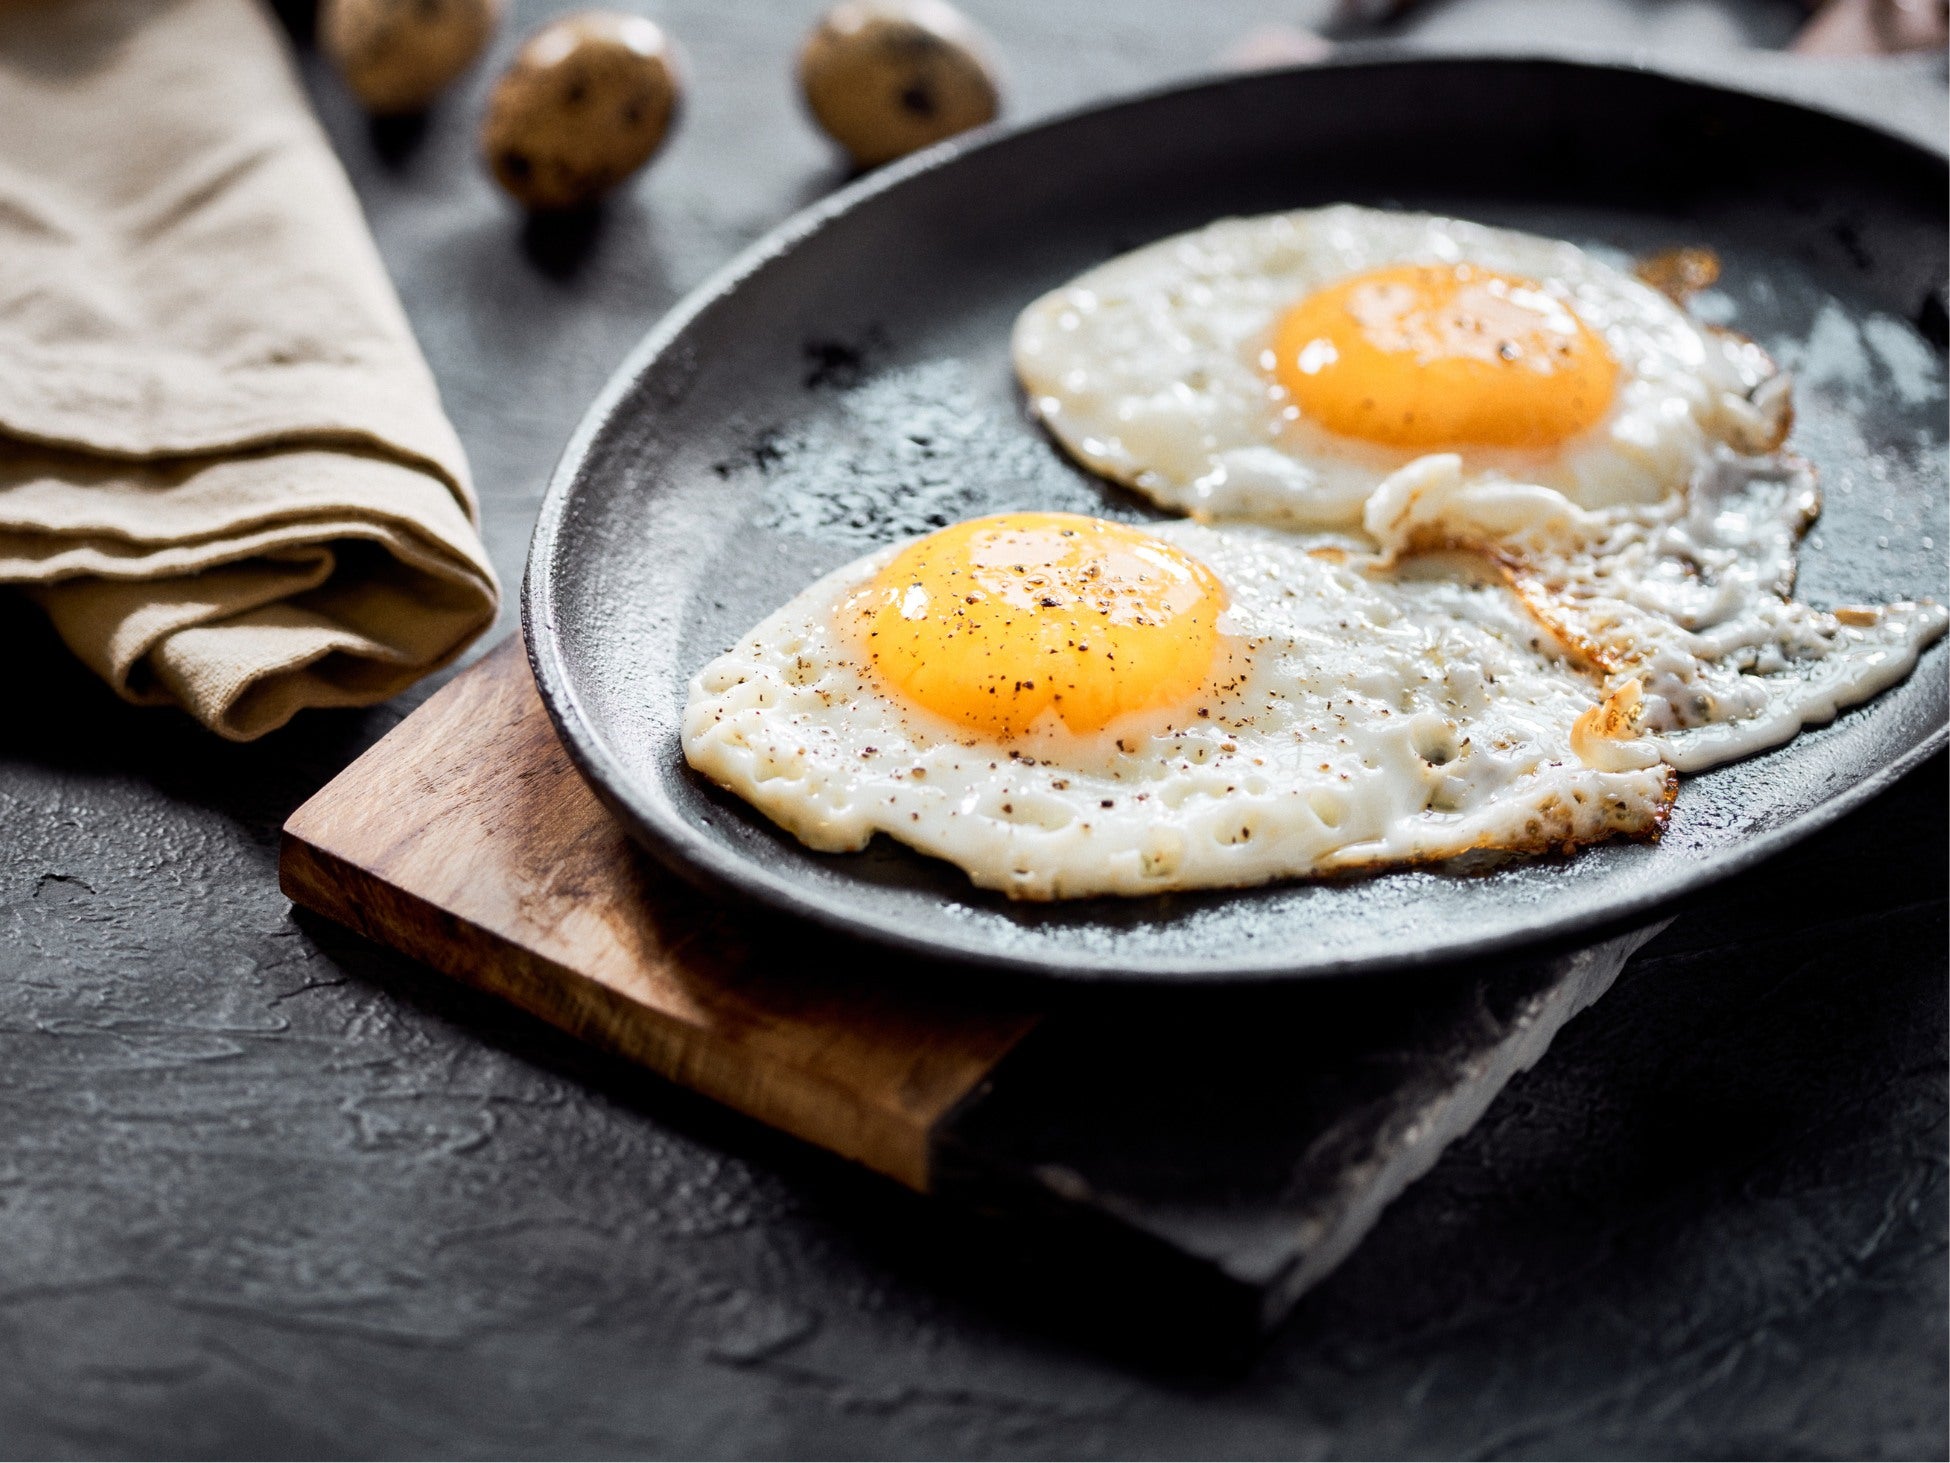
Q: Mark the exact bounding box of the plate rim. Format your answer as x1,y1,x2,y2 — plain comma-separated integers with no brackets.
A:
524,50,1950,984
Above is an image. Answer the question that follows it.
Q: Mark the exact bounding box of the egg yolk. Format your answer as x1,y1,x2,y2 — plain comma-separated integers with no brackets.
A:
848,513,1225,739
1271,263,1619,450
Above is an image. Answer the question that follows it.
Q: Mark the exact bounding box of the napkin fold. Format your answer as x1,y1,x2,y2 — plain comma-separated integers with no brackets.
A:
0,0,498,739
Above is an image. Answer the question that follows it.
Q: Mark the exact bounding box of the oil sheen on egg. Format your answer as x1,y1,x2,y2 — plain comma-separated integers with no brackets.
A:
1012,206,1788,526
682,512,1673,900
1361,454,1949,772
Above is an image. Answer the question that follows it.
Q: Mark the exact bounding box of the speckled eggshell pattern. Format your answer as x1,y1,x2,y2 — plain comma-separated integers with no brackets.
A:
797,0,1000,168
321,0,503,114
481,10,680,210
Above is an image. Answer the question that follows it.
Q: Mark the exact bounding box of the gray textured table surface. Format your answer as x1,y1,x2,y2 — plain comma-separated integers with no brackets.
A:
3,2,1946,1456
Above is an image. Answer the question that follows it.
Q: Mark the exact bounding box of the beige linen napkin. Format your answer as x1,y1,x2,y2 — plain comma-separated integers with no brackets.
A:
0,0,498,739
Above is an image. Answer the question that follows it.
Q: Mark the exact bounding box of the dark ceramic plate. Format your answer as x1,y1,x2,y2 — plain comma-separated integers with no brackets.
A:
524,56,1948,983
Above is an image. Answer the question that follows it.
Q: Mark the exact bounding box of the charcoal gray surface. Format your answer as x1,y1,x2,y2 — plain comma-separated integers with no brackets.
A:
1,1,1944,1457
526,55,1949,980
932,925,1672,1339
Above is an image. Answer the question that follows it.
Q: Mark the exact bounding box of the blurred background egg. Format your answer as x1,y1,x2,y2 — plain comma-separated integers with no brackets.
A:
481,9,681,210
320,0,504,115
797,0,1001,168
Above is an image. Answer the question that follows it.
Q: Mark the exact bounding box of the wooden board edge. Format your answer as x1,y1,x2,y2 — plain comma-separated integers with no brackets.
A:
278,828,944,1192
282,645,518,851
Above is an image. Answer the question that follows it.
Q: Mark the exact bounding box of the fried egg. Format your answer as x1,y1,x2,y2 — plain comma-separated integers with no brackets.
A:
1012,206,1788,526
683,512,1673,900
1363,453,1948,772
687,206,1942,904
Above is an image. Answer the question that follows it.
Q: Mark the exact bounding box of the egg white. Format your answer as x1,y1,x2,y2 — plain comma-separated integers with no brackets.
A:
682,522,1673,900
1012,205,1787,526
1363,453,1948,772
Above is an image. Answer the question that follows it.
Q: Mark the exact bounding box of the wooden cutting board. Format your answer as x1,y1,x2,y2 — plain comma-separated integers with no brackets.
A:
280,637,1037,1192
281,636,1661,1339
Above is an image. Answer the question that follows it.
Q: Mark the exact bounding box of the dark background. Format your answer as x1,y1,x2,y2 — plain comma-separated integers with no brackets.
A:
2,2,1945,1456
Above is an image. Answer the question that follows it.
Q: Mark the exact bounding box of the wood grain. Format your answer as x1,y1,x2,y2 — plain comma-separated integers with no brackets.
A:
280,638,1039,1191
